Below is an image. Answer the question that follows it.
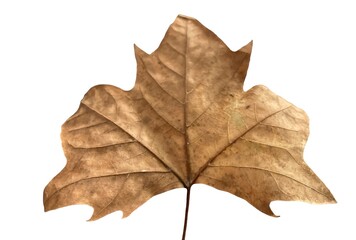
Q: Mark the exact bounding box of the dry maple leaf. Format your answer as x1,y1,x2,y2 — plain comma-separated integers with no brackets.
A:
44,15,335,239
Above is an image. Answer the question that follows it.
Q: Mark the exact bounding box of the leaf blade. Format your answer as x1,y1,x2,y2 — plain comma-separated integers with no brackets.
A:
44,15,335,225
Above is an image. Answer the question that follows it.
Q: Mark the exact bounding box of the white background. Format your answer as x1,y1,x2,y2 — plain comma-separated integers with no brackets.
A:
1,0,355,239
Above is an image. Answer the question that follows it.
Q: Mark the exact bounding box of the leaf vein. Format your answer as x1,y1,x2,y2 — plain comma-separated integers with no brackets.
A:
44,171,173,205
240,137,303,167
165,41,185,56
192,105,292,183
259,122,299,132
93,174,130,218
156,55,184,78
67,141,136,149
199,173,251,201
139,88,184,134
141,60,184,105
207,164,331,199
67,121,107,132
187,69,242,128
80,103,187,187
268,172,294,197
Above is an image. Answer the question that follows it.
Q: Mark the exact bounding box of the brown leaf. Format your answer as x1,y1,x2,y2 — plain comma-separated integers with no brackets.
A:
44,14,335,235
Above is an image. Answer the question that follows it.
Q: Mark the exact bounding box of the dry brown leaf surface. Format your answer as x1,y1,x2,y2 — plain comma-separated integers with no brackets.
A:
44,15,335,238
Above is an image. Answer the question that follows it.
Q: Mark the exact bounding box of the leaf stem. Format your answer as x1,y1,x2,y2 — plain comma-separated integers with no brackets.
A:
182,186,191,240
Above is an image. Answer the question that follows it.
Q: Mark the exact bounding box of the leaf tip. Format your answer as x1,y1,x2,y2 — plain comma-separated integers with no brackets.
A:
238,40,253,54
43,204,49,212
328,195,337,204
134,44,147,58
88,208,103,222
121,210,132,219
265,203,280,218
270,212,280,218
43,184,55,212
318,186,337,204
177,14,196,21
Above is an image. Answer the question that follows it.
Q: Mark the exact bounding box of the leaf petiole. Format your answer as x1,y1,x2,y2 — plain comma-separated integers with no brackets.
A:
181,186,191,240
